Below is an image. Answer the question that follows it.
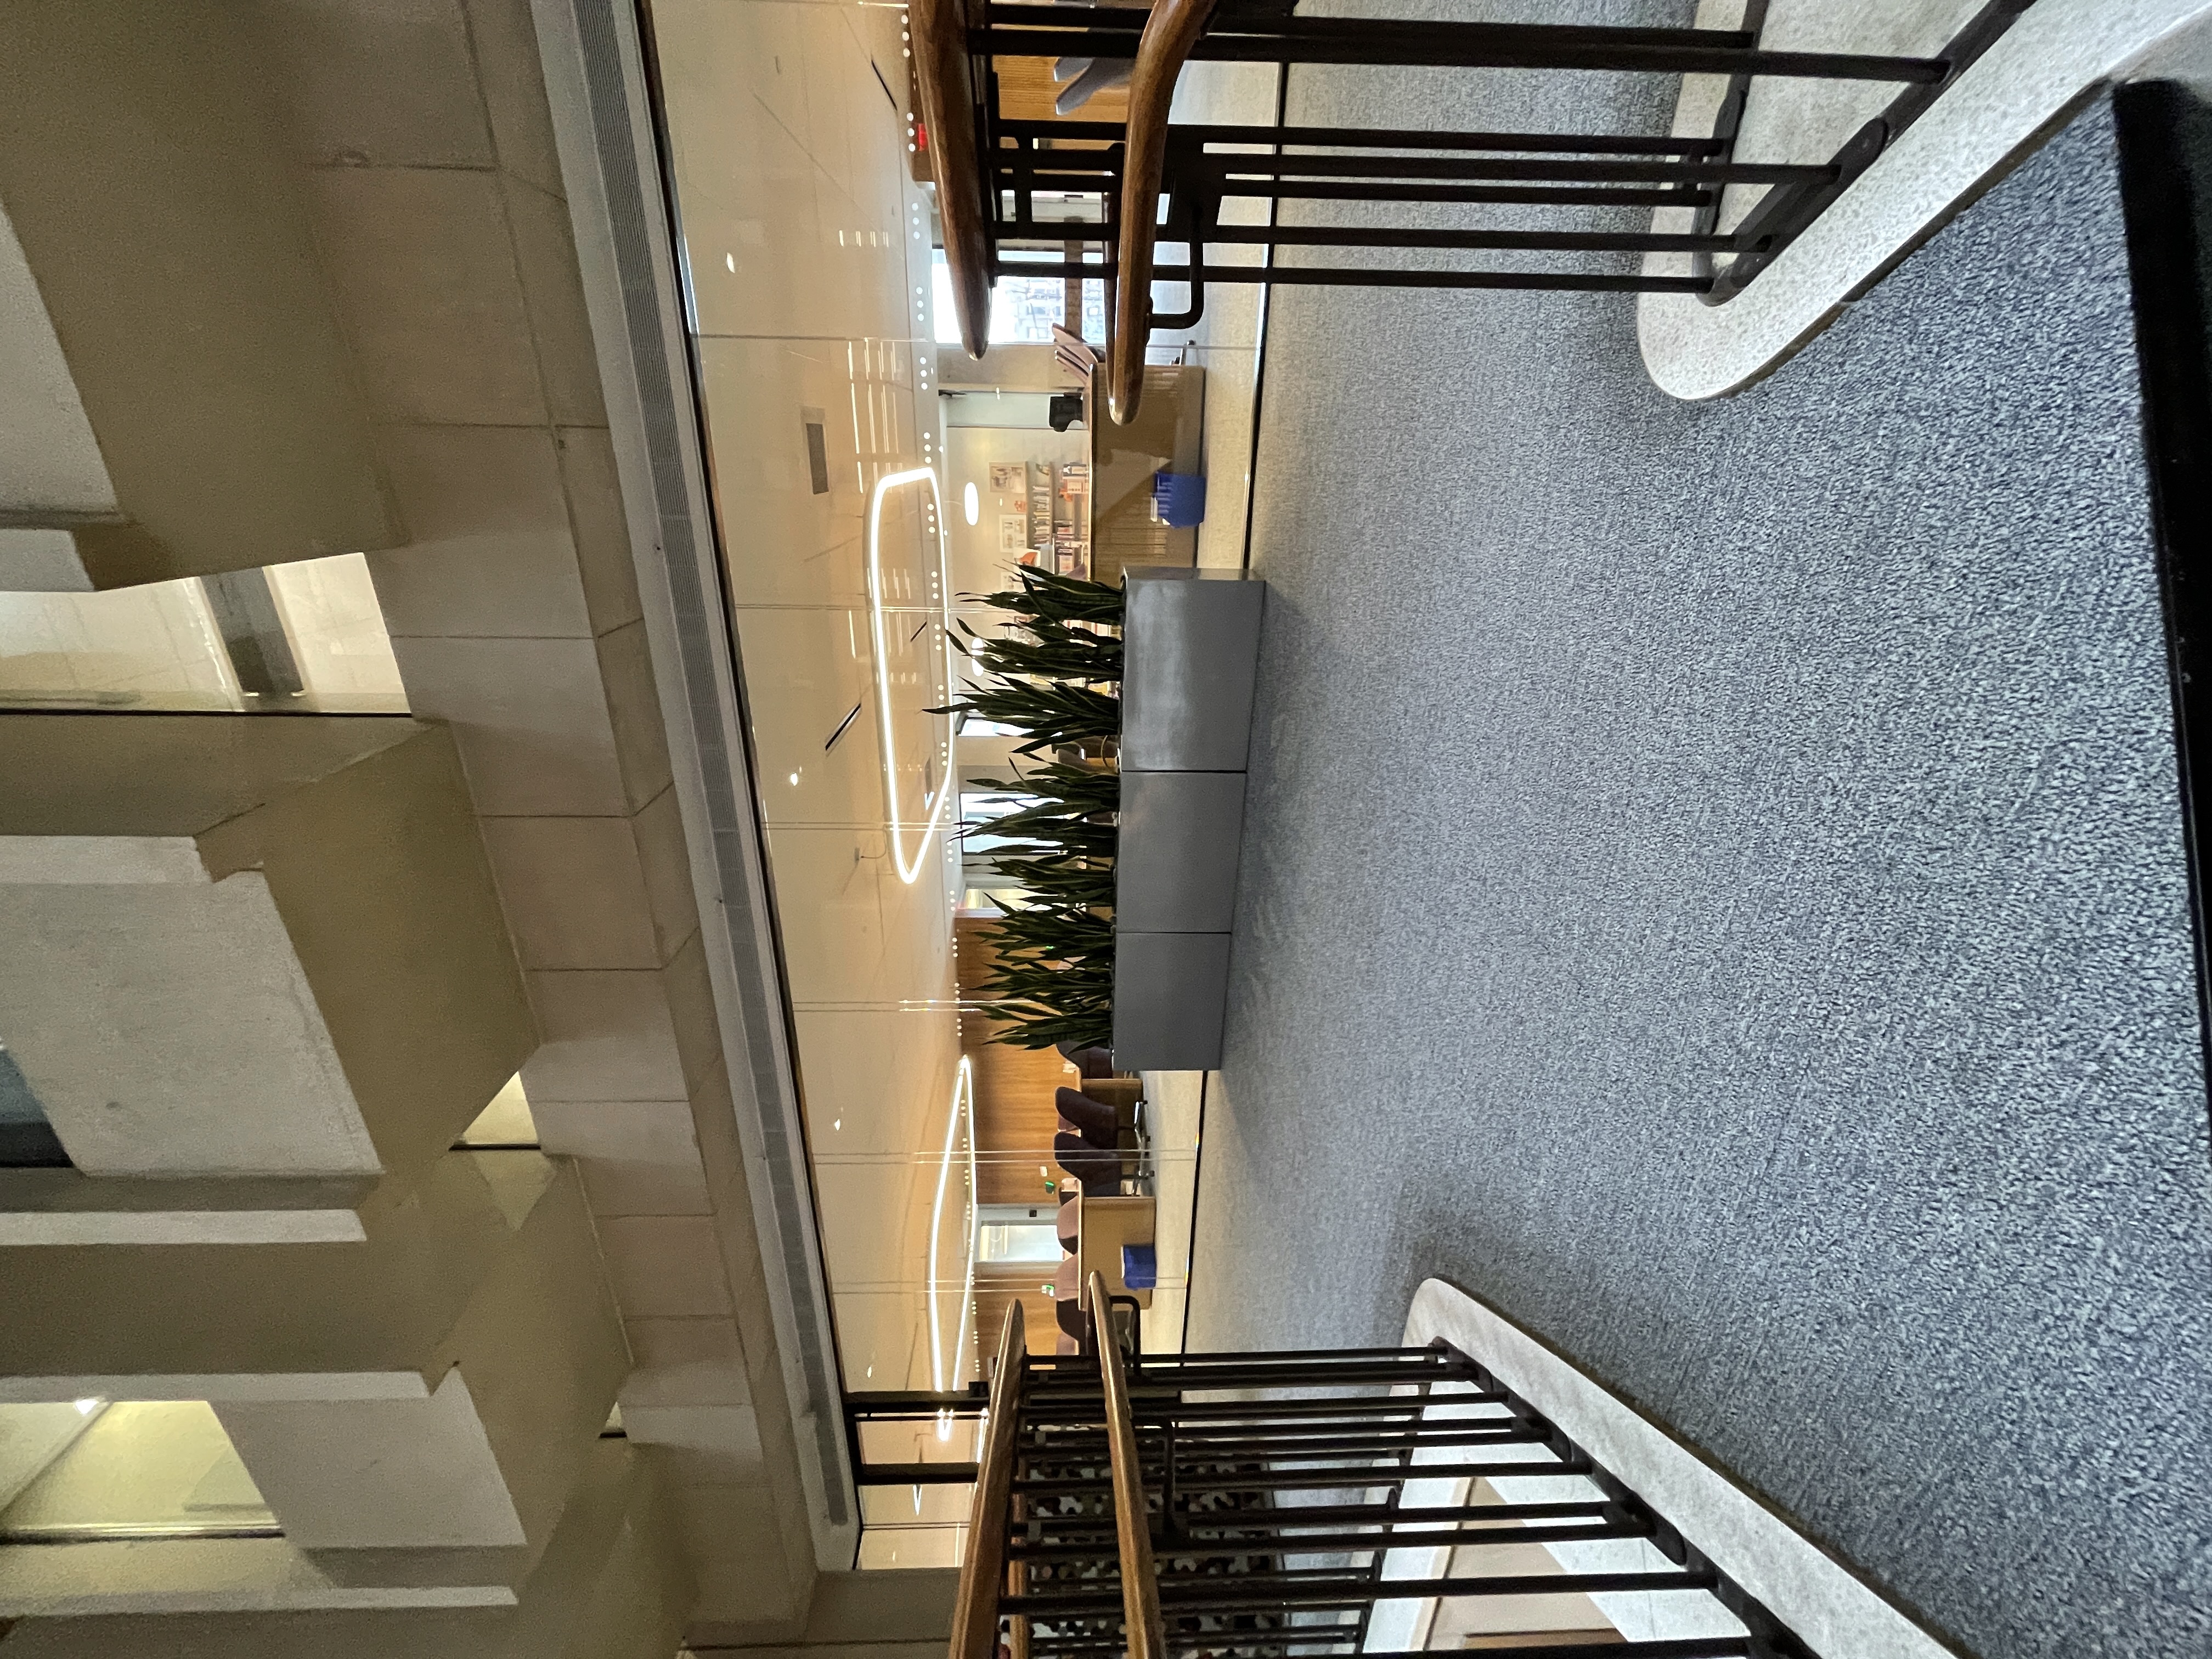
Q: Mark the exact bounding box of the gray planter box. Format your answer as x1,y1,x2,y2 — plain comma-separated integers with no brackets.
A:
1112,934,1233,1073
1112,570,1266,1071
1115,771,1246,935
1121,569,1265,772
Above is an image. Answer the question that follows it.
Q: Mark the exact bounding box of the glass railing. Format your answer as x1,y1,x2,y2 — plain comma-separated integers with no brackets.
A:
0,554,407,715
0,1400,279,1543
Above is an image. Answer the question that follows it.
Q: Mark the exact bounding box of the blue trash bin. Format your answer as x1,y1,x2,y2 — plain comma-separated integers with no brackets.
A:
1151,472,1206,528
1121,1243,1158,1290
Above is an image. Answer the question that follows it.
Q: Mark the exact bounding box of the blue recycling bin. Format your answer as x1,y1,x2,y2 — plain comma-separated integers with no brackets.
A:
1121,1243,1158,1290
1151,471,1206,528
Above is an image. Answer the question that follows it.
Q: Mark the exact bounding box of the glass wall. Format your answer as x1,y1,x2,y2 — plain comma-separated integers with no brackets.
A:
650,0,980,1492
651,0,1200,1572
0,1401,275,1543
0,554,405,715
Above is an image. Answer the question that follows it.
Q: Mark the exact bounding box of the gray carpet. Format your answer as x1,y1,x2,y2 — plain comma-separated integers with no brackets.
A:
1188,16,2212,1659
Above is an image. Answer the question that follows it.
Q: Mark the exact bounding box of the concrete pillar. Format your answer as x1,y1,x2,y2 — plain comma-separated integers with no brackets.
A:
0,2,398,590
0,1441,690,1657
0,716,534,1187
0,1155,627,1609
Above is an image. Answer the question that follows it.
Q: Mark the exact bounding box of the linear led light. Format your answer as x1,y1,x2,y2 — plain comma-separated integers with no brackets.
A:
928,1054,977,1399
866,466,955,884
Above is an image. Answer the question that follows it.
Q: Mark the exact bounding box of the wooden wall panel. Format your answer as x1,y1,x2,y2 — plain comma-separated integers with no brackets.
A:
957,914,1070,1205
975,1268,1064,1359
973,1046,1068,1205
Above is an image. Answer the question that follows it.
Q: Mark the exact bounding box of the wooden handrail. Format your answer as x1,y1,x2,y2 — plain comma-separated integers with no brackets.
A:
914,0,994,358
949,1301,1027,1659
1107,0,1218,425
1090,1271,1165,1659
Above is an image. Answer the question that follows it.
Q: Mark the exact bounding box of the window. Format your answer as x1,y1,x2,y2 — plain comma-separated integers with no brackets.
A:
977,1203,1062,1263
933,251,1107,347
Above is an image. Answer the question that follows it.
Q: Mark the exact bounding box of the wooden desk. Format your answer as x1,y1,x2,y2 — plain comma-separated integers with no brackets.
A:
1073,1191,1156,1311
1087,365,1205,585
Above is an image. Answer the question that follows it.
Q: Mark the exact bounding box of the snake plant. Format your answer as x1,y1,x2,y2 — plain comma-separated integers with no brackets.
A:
952,569,1127,1050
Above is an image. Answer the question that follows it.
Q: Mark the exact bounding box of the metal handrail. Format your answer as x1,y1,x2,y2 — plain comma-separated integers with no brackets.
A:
1091,1269,1166,1659
950,1300,1028,1659
953,1334,1819,1659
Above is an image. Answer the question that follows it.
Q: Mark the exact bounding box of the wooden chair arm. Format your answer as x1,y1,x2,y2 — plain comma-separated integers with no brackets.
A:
914,0,993,358
1108,0,1218,424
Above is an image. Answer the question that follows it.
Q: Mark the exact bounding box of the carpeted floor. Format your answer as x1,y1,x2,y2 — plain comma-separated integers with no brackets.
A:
1187,14,2212,1659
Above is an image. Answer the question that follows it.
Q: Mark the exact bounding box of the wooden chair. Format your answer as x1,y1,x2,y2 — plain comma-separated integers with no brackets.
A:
1078,1075,1142,1113
910,0,2031,422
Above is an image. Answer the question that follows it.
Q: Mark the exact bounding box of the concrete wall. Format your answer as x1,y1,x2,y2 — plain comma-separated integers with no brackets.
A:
0,0,848,1646
692,1568,962,1655
0,1159,625,1603
345,0,833,1626
0,717,534,1183
0,1442,690,1656
0,2,397,589
209,1149,627,1563
0,1152,550,1387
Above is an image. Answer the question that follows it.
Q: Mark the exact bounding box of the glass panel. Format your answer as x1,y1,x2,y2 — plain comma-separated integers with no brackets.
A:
978,1221,1060,1263
0,558,406,714
0,578,239,710
932,253,1106,347
856,1414,984,1466
651,14,1118,1579
859,1481,977,1527
0,1401,275,1538
0,1042,66,1169
455,1074,538,1149
264,554,407,701
857,1523,967,1569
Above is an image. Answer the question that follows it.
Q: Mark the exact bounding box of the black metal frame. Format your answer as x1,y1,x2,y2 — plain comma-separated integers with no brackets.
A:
845,1385,989,1489
2117,79,2212,1152
964,0,2036,321
983,1341,1812,1659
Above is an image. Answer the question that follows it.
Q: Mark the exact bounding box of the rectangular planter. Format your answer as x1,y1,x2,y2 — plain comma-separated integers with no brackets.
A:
1112,933,1233,1073
1121,568,1266,772
1113,569,1265,1071
1115,770,1246,935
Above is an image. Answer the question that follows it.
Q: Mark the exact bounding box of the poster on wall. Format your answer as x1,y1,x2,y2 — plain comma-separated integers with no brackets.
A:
989,462,1025,493
998,515,1030,554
